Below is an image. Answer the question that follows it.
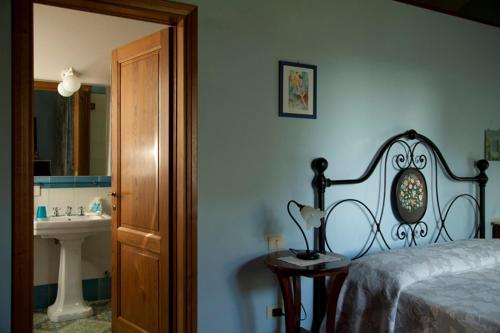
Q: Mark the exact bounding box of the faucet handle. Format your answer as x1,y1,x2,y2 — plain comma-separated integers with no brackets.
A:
52,207,60,217
65,206,72,216
77,206,85,216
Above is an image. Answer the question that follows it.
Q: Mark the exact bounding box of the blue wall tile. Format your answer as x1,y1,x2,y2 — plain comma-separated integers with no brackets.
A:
99,277,111,300
34,175,111,188
33,278,110,309
48,176,75,188
48,284,58,306
82,279,99,302
33,286,48,310
75,176,99,187
50,176,75,183
34,176,50,185
98,176,111,187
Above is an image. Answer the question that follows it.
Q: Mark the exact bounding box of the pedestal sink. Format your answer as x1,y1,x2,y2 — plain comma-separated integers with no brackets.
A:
34,214,111,322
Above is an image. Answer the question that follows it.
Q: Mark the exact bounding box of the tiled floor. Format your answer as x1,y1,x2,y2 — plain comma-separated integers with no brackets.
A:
33,300,111,333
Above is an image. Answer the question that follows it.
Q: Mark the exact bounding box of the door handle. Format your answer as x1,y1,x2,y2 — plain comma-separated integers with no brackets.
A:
108,192,117,197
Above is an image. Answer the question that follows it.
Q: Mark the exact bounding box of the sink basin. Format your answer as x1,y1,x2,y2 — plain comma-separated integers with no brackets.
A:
33,214,111,322
34,214,111,239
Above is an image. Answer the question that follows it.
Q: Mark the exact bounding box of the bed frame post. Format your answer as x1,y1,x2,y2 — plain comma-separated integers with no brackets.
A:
476,159,489,239
311,157,330,332
312,157,329,253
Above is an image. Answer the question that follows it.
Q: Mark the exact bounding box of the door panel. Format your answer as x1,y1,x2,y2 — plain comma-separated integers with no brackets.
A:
120,245,159,332
120,53,159,232
112,29,170,333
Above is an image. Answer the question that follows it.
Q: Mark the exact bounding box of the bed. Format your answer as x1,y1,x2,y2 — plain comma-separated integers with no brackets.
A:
307,130,497,333
336,240,500,332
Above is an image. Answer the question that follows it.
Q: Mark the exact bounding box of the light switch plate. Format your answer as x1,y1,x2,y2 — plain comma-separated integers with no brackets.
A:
34,185,41,197
268,235,285,251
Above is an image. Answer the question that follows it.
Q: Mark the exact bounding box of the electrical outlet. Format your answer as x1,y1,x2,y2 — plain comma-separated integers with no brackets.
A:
268,235,285,251
266,304,284,320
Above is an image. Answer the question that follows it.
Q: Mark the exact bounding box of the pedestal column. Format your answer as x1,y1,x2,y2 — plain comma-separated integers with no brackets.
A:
47,237,93,322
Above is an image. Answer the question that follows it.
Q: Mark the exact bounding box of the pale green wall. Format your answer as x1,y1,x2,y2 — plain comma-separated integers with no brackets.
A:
0,0,11,331
192,0,500,332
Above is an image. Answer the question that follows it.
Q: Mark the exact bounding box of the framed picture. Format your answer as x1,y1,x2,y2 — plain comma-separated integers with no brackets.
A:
485,130,500,161
279,61,317,119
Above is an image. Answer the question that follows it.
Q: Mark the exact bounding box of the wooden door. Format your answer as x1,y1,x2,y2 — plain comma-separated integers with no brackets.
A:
111,29,170,333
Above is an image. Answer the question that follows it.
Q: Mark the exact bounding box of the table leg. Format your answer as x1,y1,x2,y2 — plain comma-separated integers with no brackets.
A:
326,270,348,333
277,274,302,333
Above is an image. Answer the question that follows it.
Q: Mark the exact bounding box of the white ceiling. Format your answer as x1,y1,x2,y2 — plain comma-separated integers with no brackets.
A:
34,4,166,86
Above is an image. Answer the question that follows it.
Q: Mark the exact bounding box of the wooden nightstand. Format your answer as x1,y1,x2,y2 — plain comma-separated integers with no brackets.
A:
492,218,500,239
265,251,350,333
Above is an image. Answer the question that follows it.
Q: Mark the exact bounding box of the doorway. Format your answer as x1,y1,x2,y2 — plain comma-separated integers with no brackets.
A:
12,1,197,332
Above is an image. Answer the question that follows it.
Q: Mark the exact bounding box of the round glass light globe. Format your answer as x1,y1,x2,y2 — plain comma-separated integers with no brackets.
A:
58,82,74,97
62,75,81,92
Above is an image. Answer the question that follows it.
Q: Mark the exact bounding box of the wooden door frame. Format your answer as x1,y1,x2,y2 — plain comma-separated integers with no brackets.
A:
12,1,198,332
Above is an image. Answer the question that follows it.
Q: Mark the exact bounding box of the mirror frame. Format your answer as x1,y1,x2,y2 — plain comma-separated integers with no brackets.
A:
34,80,94,176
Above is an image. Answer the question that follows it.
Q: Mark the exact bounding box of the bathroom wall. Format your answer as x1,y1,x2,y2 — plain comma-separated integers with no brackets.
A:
33,183,112,286
34,4,166,85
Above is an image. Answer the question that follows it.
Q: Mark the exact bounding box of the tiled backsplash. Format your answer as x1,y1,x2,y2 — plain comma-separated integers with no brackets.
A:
34,186,112,287
34,176,111,188
34,186,112,218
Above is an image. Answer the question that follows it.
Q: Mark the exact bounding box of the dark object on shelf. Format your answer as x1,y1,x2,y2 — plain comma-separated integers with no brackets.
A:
34,160,51,176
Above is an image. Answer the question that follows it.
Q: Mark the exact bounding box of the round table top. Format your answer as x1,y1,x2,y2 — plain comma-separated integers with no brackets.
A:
264,250,351,277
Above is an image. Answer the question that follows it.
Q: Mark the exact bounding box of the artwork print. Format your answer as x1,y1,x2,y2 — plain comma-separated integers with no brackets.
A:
485,130,500,161
392,168,428,224
279,61,317,119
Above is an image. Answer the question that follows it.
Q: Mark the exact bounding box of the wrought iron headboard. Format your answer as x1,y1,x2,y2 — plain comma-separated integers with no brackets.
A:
311,129,489,260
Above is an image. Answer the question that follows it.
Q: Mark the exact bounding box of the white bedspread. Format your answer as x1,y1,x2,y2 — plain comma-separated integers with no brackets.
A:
396,265,500,333
334,239,500,333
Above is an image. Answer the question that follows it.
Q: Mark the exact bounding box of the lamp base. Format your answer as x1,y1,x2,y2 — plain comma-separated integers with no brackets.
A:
293,250,320,260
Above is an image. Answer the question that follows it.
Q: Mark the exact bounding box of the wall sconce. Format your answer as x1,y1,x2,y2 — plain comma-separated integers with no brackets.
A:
287,200,325,260
57,67,82,97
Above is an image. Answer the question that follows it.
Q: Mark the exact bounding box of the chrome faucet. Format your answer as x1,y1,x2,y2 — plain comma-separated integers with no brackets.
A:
65,206,72,216
52,207,61,217
77,206,85,216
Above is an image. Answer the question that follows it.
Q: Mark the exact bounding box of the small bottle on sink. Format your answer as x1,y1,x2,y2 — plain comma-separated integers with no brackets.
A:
87,197,103,216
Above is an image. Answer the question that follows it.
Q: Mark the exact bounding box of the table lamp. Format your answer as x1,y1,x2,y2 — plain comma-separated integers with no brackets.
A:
287,200,325,260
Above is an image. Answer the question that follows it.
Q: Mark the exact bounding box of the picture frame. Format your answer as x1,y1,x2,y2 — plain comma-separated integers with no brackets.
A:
279,61,317,119
485,130,500,161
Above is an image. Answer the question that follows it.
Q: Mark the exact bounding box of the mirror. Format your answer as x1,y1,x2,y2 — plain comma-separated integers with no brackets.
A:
33,81,110,176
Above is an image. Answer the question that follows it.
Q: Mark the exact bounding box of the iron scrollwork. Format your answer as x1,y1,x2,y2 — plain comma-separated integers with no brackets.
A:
313,129,489,259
